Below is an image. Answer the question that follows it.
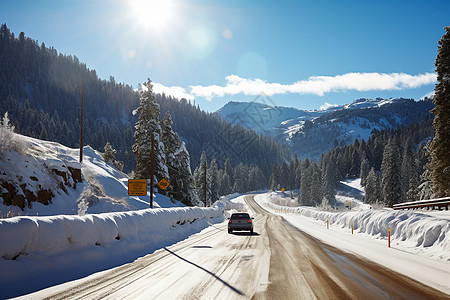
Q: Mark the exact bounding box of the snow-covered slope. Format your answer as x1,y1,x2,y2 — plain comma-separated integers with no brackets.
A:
217,97,434,160
0,133,180,217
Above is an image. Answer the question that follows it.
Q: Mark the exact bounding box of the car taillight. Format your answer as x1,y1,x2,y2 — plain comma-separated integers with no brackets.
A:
228,220,232,223
247,219,252,223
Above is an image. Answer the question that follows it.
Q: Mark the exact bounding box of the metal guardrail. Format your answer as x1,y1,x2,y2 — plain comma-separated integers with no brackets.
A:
392,197,450,211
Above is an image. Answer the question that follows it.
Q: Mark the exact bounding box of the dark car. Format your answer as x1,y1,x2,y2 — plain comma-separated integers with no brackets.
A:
228,212,254,234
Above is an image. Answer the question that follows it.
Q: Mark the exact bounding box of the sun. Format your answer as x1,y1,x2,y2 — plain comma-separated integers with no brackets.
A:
129,0,174,30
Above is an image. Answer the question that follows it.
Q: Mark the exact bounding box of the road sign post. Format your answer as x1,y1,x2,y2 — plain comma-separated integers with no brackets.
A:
150,133,155,208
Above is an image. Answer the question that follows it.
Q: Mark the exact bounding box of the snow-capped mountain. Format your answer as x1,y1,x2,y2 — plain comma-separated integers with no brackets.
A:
216,101,323,137
217,97,435,160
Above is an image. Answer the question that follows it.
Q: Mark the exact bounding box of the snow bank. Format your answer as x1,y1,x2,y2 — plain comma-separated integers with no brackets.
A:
0,205,224,260
217,193,246,211
258,194,450,262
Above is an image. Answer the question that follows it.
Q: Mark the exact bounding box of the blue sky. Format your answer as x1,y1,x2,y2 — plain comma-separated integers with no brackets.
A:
2,0,449,111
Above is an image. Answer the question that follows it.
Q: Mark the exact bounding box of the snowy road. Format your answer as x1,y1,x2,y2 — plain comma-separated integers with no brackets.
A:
20,195,448,300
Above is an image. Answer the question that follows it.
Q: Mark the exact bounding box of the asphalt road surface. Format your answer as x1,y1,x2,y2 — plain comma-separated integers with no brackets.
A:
20,195,449,300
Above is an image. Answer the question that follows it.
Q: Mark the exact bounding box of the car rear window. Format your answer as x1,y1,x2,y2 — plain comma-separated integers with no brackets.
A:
231,213,250,219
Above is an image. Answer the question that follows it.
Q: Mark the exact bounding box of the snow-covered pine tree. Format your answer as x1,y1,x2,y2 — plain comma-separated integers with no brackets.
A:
269,165,281,191
365,168,381,204
381,136,402,206
132,78,168,183
160,111,194,205
224,158,234,185
430,26,450,197
103,142,116,165
207,158,219,204
193,151,207,206
310,162,322,206
103,142,124,171
248,166,265,191
218,172,232,196
418,168,435,200
406,176,420,202
359,155,370,186
400,137,418,202
0,112,15,154
233,163,247,193
298,159,312,205
321,160,337,205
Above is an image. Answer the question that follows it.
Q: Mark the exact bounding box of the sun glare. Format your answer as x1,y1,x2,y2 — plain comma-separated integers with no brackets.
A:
130,0,174,30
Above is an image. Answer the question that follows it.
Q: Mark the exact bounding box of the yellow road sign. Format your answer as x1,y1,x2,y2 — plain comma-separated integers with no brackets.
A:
128,179,147,196
158,178,170,190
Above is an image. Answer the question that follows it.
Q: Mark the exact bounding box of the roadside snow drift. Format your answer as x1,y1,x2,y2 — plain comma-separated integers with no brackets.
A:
258,193,450,262
0,205,224,260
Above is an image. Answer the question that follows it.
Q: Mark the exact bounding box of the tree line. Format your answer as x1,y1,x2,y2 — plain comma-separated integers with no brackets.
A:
269,119,434,207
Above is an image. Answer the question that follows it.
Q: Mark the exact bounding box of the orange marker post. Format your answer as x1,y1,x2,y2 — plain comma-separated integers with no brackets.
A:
388,227,391,248
327,219,329,229
351,221,353,234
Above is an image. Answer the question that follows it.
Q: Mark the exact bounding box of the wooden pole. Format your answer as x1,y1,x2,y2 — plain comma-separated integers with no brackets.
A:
79,80,84,163
204,160,207,207
150,133,154,209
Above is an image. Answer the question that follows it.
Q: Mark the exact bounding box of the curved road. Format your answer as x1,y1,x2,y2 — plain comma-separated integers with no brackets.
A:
22,195,448,300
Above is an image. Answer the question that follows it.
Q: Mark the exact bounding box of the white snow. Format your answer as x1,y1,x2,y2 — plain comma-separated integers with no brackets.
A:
0,195,235,298
0,134,183,218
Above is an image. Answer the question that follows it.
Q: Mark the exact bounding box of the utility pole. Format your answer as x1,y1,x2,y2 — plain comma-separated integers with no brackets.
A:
150,133,155,208
79,80,84,163
204,160,207,207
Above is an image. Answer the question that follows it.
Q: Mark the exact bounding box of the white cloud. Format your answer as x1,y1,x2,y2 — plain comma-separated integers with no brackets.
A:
152,82,194,101
152,72,437,101
189,72,437,100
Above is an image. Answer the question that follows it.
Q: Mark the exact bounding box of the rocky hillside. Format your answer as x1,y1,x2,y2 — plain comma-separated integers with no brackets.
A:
0,131,178,217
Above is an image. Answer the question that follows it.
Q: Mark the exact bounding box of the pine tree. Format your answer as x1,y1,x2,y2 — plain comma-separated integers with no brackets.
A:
400,137,418,202
310,163,323,206
430,26,450,197
160,111,193,205
269,165,281,190
299,159,313,206
0,112,16,154
207,158,220,204
248,166,265,191
406,176,420,202
381,136,402,206
418,157,435,200
193,151,207,206
321,160,337,205
132,78,168,182
365,168,381,204
103,142,116,165
359,155,370,186
218,172,232,196
233,163,247,193
103,142,124,171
